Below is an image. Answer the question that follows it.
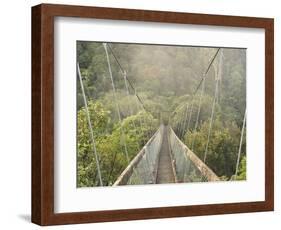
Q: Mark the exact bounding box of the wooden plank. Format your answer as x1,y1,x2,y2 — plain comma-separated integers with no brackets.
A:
156,126,175,184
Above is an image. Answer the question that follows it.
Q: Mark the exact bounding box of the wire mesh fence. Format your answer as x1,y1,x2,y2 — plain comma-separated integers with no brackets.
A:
169,127,219,183
114,125,164,185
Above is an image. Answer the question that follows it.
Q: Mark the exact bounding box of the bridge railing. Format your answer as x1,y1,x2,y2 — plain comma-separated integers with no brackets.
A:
169,127,220,182
113,125,164,186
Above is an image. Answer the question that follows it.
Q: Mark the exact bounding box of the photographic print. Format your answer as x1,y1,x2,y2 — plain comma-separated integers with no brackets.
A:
76,42,246,187
32,5,274,225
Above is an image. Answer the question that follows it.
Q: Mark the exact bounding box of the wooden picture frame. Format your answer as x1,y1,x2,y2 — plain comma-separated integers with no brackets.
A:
32,3,274,226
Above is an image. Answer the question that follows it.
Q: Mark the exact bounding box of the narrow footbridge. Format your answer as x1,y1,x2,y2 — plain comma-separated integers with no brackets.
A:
113,125,220,186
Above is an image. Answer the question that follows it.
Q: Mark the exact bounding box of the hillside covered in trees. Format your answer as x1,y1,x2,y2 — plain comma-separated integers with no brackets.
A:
77,42,246,187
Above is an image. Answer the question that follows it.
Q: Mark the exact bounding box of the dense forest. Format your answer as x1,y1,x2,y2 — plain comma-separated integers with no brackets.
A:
77,42,246,187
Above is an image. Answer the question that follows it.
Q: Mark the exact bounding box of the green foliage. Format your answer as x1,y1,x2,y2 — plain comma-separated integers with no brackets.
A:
184,118,245,178
77,100,157,187
77,100,110,187
235,156,246,180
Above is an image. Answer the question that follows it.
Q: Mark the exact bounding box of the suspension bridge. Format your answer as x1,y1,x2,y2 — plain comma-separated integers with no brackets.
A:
113,124,220,185
77,43,246,186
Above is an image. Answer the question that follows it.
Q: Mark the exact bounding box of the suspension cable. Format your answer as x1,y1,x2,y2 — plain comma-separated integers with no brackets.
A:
186,100,194,134
191,78,205,150
192,48,221,96
170,48,220,135
136,90,151,143
103,43,130,163
203,77,219,163
180,104,189,138
107,44,126,73
107,43,156,142
123,72,146,182
178,107,184,136
234,109,247,179
107,43,153,116
77,63,103,186
123,72,147,151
